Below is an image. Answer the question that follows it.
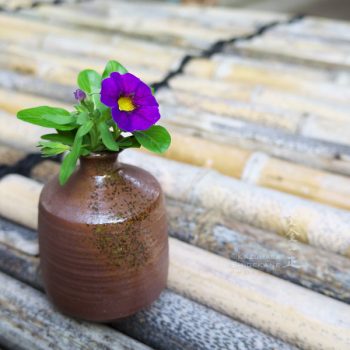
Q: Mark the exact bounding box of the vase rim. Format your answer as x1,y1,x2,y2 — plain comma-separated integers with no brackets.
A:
80,151,119,160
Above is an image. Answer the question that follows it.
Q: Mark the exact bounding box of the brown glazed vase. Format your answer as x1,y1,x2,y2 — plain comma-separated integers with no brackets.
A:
38,152,168,322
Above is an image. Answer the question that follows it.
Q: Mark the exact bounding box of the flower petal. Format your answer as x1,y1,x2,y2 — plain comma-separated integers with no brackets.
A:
100,77,120,107
135,80,152,98
120,73,141,96
134,94,158,107
136,106,161,123
111,108,133,131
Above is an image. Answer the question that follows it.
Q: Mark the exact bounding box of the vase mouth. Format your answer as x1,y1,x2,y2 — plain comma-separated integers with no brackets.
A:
80,151,120,160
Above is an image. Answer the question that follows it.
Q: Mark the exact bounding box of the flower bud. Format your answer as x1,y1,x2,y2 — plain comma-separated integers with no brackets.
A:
74,89,86,102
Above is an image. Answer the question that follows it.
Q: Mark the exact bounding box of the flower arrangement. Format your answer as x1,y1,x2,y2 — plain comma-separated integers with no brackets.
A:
17,60,171,185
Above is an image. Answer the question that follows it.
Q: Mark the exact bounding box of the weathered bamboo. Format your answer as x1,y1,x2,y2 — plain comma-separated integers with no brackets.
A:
164,131,350,210
4,87,350,210
20,0,285,49
121,150,350,257
166,198,350,303
0,144,25,165
2,65,350,176
234,23,350,70
158,87,350,147
2,39,350,147
184,56,350,108
1,154,349,303
0,217,38,255
4,85,350,209
0,272,152,350
1,174,350,349
0,45,162,86
0,69,73,102
0,13,185,72
0,111,49,152
169,72,350,124
162,103,350,176
0,88,68,114
0,238,296,350
2,148,350,257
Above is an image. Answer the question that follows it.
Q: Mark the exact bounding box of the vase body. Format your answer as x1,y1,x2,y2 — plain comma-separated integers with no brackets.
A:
38,152,168,322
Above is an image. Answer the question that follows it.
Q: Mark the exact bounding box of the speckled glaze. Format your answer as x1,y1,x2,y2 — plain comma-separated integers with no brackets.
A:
38,152,168,322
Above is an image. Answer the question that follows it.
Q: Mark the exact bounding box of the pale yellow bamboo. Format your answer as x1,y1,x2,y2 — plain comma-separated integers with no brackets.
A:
0,111,49,152
2,87,350,211
236,32,350,69
169,75,350,125
0,88,69,114
0,13,184,72
0,173,350,349
163,133,251,179
155,132,350,211
185,57,350,106
0,46,161,86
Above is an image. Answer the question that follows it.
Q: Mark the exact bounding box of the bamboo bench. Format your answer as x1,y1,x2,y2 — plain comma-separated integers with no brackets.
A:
0,0,350,349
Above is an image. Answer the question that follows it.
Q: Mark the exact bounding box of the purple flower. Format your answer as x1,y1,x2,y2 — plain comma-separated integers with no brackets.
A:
100,72,160,132
74,89,86,102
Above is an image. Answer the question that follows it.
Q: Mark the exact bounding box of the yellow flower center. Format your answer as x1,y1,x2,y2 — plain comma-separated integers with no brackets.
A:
118,96,135,112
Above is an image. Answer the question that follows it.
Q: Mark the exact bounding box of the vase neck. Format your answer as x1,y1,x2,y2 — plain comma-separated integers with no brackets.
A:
79,152,119,176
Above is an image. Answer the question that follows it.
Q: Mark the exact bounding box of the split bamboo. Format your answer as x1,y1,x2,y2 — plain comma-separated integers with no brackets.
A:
2,152,349,303
0,174,349,349
0,241,296,350
3,88,350,211
0,272,152,350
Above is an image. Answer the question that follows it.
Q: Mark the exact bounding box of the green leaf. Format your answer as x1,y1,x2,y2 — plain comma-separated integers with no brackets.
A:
77,69,101,94
80,148,91,156
77,69,102,109
41,133,74,146
98,122,119,151
38,141,70,157
58,122,93,185
17,106,76,129
59,138,82,186
76,112,89,125
119,136,141,149
76,120,94,138
134,125,171,154
102,60,128,79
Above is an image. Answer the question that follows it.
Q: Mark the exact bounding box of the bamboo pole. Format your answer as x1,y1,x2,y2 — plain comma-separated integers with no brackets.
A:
235,28,350,70
162,103,350,176
184,56,350,107
0,174,349,349
1,69,350,177
0,45,162,86
0,111,49,152
2,153,349,303
20,0,281,50
0,272,152,350
166,198,350,303
0,13,185,72
169,73,350,125
0,242,295,350
3,88,350,211
121,150,350,257
2,144,350,257
158,87,350,147
164,132,350,210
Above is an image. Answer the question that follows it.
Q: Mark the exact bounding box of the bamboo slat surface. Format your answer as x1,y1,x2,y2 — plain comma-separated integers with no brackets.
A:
4,82,350,212
0,220,297,350
2,147,350,303
1,0,350,349
1,174,350,349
